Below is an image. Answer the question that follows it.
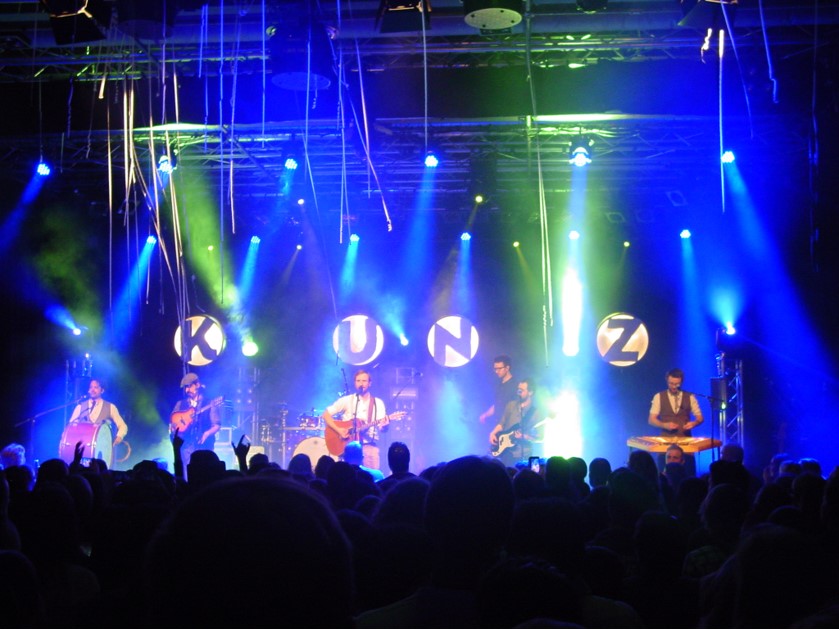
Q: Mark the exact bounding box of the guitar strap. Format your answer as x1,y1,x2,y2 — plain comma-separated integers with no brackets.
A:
365,397,375,443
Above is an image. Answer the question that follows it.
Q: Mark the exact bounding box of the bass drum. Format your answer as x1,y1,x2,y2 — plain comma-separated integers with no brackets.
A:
59,422,114,469
291,437,336,472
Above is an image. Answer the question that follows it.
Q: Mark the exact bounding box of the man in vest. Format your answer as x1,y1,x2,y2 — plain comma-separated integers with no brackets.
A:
68,378,128,466
648,367,704,475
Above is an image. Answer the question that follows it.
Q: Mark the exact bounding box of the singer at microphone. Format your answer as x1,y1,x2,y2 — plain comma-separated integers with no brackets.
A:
66,378,129,457
488,377,541,467
322,368,396,473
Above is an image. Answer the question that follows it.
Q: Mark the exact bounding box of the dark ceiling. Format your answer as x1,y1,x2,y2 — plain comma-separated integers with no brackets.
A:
0,0,837,231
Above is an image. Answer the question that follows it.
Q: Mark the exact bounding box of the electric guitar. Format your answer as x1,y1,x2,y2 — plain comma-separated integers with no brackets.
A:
491,424,520,457
324,411,406,456
170,396,223,434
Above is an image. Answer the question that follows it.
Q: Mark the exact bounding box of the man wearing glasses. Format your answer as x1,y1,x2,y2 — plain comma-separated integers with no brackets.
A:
479,355,518,426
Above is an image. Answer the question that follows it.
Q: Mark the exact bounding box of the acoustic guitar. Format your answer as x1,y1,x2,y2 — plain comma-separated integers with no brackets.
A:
324,411,406,456
170,396,223,434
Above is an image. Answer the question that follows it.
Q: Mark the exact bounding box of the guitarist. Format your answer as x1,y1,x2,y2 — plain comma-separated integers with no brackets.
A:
488,378,541,467
170,372,222,466
322,369,389,471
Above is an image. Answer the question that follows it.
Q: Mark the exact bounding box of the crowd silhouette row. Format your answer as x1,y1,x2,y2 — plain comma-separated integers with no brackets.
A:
1,437,839,628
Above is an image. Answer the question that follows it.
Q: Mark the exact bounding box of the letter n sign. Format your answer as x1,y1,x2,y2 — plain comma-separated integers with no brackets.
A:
427,316,479,367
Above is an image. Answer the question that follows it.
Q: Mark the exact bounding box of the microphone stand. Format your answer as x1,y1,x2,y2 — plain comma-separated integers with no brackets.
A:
15,397,84,465
352,394,361,444
685,390,725,462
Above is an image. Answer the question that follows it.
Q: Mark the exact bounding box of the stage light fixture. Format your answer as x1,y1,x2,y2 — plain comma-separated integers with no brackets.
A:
36,161,51,176
424,151,439,168
350,233,360,243
399,334,409,346
463,0,523,31
679,0,737,30
242,339,260,357
284,157,299,171
269,20,336,91
157,153,177,174
250,236,261,244
568,136,593,167
461,232,472,241
474,194,485,204
146,235,157,245
721,150,736,163
680,229,692,239
576,0,608,13
568,230,580,241
376,0,431,33
40,0,111,45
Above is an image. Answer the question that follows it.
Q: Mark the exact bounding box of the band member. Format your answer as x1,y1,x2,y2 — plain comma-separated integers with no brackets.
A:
479,354,518,425
170,372,222,465
648,367,704,476
648,368,704,437
69,378,128,447
322,369,400,471
488,377,542,467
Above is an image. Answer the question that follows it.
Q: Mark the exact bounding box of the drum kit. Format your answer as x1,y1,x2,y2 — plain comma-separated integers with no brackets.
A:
257,407,335,469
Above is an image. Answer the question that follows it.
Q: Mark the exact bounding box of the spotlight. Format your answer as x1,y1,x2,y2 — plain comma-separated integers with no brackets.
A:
463,0,523,31
241,340,260,357
399,334,409,346
576,0,608,12
72,327,82,336
157,153,176,174
513,241,520,248
40,0,111,45
569,136,593,167
250,235,261,244
623,241,631,248
721,150,736,164
680,229,692,239
474,194,484,204
376,0,431,33
146,235,157,245
36,161,51,177
268,20,336,91
568,230,580,240
296,244,303,250
424,151,439,168
297,198,306,206
284,157,299,171
725,323,736,335
349,233,360,243
461,232,472,241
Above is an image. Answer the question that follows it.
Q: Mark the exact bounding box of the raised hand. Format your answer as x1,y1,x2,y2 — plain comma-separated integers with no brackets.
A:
171,428,184,452
232,434,250,457
73,440,85,464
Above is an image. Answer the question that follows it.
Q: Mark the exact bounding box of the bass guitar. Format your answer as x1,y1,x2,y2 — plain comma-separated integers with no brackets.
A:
324,411,406,456
170,396,224,434
491,424,520,458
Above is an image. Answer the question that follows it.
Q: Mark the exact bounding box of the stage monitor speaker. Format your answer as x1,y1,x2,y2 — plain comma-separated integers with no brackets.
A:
710,377,728,411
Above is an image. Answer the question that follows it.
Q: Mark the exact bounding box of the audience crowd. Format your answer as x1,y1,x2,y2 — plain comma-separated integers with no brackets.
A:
1,436,839,628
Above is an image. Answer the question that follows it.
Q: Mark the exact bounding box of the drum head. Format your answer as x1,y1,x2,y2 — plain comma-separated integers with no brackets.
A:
292,437,336,472
58,422,114,469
